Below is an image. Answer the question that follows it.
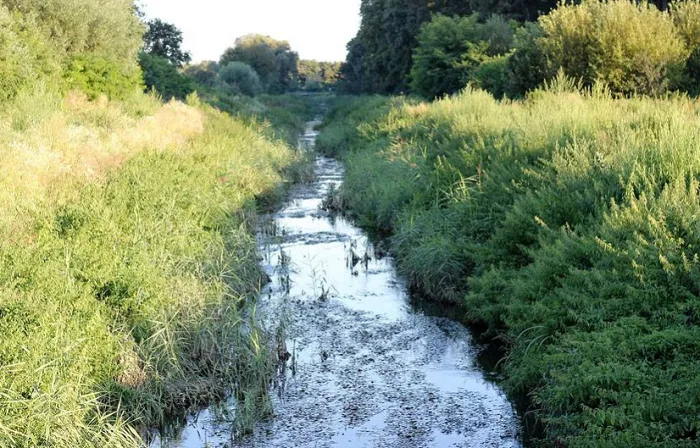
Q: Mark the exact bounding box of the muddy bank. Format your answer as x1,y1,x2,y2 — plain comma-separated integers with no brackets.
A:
150,121,522,447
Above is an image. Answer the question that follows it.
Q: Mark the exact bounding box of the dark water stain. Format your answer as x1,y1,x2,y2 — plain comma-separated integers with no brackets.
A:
149,121,522,448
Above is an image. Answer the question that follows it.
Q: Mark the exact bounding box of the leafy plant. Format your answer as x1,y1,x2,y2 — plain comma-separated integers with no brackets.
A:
217,61,263,97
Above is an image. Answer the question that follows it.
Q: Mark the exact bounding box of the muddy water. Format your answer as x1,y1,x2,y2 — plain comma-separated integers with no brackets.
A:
152,121,522,447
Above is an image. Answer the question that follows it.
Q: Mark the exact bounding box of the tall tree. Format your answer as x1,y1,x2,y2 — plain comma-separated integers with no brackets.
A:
220,34,299,93
143,19,191,67
343,0,559,94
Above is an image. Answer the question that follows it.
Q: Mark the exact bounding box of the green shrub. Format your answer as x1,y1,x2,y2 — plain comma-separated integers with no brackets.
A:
539,0,687,96
217,62,263,97
506,22,553,97
184,61,219,88
473,55,511,98
0,7,60,102
409,14,515,99
64,53,143,100
139,52,195,100
670,0,700,94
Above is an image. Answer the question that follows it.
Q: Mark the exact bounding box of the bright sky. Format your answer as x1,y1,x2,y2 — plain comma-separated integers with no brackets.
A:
141,0,362,63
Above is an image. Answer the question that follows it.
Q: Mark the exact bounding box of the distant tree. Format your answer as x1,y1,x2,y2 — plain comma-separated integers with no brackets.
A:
139,52,194,100
220,34,299,93
143,19,191,67
298,60,342,90
184,61,219,88
319,61,342,85
217,61,262,96
298,59,321,86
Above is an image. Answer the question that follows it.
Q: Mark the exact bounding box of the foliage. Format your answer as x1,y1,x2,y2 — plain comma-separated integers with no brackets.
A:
0,6,60,102
0,0,144,102
297,60,342,90
139,52,194,100
64,53,143,100
538,0,686,96
143,19,191,67
342,0,561,94
505,22,553,97
217,61,263,97
472,54,511,98
670,0,700,94
184,61,219,88
409,14,515,98
220,34,299,93
469,0,559,20
319,87,700,447
2,0,144,64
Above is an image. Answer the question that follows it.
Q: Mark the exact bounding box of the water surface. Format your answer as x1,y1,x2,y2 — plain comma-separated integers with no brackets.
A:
151,120,521,447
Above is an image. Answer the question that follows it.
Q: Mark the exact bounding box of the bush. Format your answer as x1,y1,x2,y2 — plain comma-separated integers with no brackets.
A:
473,55,511,98
409,14,515,99
506,22,553,97
139,53,195,100
184,61,219,88
217,61,263,97
0,7,60,102
670,0,700,94
64,53,143,100
538,0,687,96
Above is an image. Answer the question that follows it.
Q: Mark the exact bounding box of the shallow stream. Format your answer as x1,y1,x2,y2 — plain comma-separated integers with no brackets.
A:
151,120,522,447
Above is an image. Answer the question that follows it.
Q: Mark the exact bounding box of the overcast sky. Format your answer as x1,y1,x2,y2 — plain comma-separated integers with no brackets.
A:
140,0,362,63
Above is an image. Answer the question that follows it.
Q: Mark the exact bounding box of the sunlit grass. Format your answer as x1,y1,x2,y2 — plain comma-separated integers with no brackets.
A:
321,82,700,447
0,88,308,446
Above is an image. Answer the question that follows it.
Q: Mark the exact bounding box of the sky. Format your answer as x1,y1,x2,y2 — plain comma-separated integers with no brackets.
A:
141,0,362,63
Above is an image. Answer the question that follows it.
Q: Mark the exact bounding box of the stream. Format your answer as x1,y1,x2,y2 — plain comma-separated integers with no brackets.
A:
151,120,522,447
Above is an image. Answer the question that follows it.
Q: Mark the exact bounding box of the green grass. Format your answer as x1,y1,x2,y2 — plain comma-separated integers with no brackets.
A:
0,90,309,446
319,83,700,447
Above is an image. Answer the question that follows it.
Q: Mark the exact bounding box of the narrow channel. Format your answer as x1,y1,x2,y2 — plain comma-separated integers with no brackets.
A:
154,120,522,447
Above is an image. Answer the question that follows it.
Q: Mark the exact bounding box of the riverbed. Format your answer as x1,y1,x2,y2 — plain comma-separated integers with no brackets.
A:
151,120,522,447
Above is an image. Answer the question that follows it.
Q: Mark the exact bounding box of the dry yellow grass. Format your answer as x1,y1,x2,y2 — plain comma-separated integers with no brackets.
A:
0,91,205,230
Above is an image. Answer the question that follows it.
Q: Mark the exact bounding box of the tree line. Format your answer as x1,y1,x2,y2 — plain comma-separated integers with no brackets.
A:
139,22,343,102
0,0,340,109
341,0,700,98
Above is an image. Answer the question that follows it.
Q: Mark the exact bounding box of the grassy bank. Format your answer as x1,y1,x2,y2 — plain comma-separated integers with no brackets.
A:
318,84,700,447
0,88,310,447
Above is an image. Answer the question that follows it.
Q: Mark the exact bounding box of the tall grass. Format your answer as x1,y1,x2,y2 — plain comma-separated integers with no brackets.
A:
0,88,308,446
320,83,700,446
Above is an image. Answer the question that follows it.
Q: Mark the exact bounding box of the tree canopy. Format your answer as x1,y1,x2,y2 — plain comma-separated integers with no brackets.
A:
297,60,342,90
220,34,299,93
143,19,192,67
341,0,558,94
